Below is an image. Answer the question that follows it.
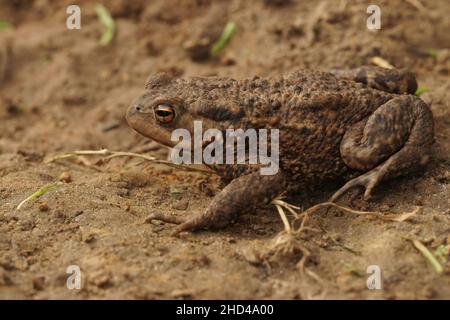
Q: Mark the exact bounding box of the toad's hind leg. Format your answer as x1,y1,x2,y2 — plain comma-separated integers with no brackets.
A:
147,171,287,235
331,95,434,202
330,66,418,94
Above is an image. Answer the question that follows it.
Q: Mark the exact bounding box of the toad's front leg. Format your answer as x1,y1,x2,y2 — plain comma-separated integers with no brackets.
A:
331,95,434,202
147,171,287,235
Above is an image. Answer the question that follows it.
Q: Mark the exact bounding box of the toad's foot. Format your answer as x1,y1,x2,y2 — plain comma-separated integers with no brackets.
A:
330,168,381,202
330,66,418,94
331,95,434,202
147,171,287,235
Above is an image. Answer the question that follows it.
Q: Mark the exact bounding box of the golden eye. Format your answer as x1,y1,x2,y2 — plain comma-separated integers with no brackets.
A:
154,103,175,123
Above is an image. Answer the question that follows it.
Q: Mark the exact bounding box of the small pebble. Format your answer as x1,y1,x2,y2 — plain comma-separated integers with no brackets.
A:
59,172,72,183
90,271,113,288
170,288,194,299
82,232,96,243
0,267,11,286
172,199,189,211
52,209,66,221
32,276,46,291
37,201,49,212
241,248,261,265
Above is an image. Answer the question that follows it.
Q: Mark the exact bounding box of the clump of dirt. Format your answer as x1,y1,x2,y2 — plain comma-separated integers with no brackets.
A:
1,0,450,299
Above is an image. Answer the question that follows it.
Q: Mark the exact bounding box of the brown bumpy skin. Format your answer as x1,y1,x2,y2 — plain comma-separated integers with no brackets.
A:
126,66,435,234
330,66,418,94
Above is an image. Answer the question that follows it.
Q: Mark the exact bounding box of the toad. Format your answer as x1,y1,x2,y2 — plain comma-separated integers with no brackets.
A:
126,66,434,234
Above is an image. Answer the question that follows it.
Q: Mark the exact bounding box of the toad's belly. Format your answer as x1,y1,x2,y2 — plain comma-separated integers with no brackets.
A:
278,127,353,186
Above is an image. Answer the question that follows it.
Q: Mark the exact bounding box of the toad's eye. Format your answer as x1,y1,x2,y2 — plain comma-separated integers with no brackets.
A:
154,103,175,123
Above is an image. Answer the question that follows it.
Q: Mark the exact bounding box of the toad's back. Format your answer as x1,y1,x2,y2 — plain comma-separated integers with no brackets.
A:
231,71,396,184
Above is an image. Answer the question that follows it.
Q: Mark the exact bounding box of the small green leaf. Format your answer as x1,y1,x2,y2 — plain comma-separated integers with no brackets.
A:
8,104,24,114
0,20,12,30
343,263,365,277
412,239,444,275
170,187,182,194
95,4,115,46
16,181,62,210
428,48,439,57
211,21,236,57
434,244,449,262
415,86,428,96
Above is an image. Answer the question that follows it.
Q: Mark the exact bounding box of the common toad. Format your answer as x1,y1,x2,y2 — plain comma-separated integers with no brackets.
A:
126,66,434,234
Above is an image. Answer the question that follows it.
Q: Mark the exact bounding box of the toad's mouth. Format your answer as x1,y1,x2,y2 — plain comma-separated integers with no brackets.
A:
126,104,176,148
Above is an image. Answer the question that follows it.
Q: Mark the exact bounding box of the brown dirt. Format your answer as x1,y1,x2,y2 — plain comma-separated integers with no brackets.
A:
1,0,450,299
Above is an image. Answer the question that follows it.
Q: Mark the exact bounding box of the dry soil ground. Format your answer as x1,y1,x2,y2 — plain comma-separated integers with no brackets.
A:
1,0,450,299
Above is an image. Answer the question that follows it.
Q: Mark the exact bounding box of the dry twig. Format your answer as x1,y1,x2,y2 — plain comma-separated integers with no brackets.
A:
45,148,217,175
